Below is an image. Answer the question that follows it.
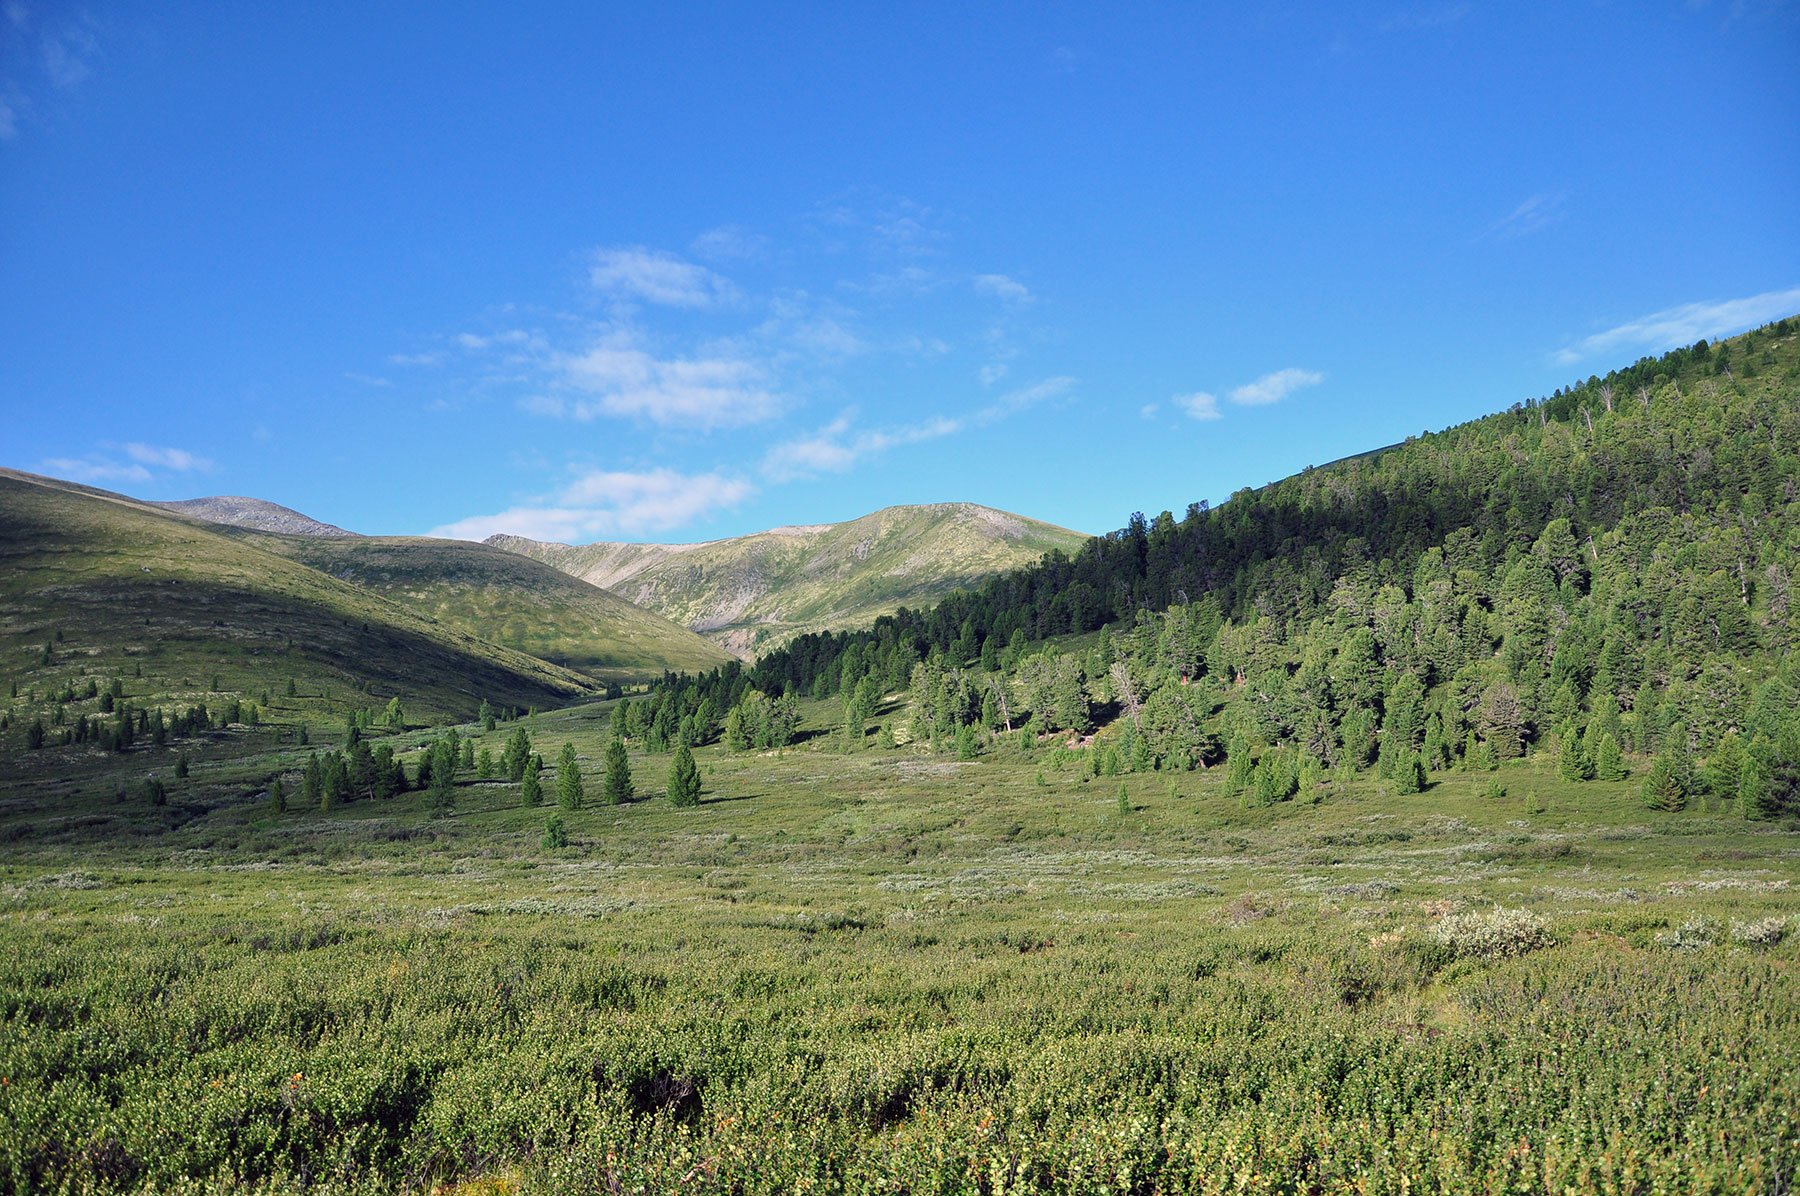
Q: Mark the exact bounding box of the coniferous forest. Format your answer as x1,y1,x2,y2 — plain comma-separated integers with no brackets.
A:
642,323,1800,819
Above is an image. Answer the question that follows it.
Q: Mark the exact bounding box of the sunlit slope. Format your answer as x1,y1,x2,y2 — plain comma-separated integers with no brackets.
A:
237,532,735,682
490,502,1089,657
0,469,593,718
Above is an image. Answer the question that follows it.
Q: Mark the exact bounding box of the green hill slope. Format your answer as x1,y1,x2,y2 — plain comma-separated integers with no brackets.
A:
488,502,1090,656
233,532,735,682
0,469,594,723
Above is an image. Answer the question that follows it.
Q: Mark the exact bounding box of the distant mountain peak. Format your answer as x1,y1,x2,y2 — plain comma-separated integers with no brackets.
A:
155,496,358,538
486,501,1090,657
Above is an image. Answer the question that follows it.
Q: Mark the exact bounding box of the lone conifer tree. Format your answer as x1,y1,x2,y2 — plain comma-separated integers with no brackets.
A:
602,736,633,805
522,753,543,806
556,742,585,810
668,743,701,807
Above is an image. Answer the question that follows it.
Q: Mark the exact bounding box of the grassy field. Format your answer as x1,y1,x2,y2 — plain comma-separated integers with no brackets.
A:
1,694,1796,1193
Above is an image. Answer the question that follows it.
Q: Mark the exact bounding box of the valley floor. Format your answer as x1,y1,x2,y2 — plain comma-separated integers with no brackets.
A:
2,698,1797,1193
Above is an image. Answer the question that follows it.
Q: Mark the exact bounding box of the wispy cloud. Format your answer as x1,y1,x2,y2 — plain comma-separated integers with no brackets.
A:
1484,192,1564,240
41,442,212,486
589,246,734,308
41,457,151,484
430,467,753,543
41,17,98,88
1383,3,1472,32
528,330,784,430
761,412,961,482
691,224,769,262
1230,368,1323,406
1173,391,1223,420
124,443,212,472
1553,286,1800,365
760,376,1075,481
973,273,1033,304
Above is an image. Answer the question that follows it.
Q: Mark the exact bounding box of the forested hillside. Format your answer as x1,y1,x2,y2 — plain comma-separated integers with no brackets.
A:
653,321,1800,816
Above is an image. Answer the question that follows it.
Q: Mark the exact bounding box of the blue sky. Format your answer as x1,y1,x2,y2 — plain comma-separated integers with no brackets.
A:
2,3,1797,543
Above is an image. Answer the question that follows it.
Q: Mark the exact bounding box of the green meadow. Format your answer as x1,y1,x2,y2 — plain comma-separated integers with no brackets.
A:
2,695,1795,1194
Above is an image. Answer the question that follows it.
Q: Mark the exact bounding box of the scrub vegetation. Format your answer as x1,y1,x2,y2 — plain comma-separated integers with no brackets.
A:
1,324,1798,1191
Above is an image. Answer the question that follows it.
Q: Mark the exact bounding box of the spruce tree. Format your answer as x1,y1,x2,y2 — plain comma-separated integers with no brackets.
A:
1642,754,1685,812
269,777,286,814
522,754,543,807
1557,721,1593,781
556,742,585,810
667,743,701,807
1592,733,1626,782
504,725,532,783
542,812,568,849
602,736,633,805
428,738,456,813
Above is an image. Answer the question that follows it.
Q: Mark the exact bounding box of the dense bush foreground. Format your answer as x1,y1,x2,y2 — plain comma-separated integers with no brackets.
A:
2,726,1796,1194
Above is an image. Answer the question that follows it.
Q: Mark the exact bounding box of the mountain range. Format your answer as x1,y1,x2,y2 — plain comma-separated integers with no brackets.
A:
487,502,1088,656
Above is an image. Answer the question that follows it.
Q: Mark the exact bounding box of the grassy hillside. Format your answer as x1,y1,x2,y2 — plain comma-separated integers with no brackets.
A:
0,469,594,733
489,502,1090,656
235,531,735,682
0,692,1793,1191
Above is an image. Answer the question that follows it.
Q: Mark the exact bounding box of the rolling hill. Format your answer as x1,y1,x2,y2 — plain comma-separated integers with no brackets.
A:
487,502,1090,656
228,531,734,682
152,495,359,538
0,468,596,721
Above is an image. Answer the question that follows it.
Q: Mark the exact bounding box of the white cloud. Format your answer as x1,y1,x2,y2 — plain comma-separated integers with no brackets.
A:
1230,368,1323,406
1553,286,1800,366
123,443,212,471
979,362,1009,386
430,468,754,543
1173,392,1222,420
761,412,962,482
389,350,445,367
548,331,784,429
41,457,151,484
1140,402,1161,420
345,372,393,388
589,246,733,308
761,376,1074,482
691,224,769,262
973,273,1033,304
975,375,1075,424
1485,192,1564,240
41,18,98,89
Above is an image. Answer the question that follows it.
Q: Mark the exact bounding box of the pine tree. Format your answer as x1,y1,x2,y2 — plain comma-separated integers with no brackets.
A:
269,777,286,814
556,742,584,810
667,743,701,807
476,747,494,779
504,726,532,783
428,738,456,813
1592,733,1626,781
602,736,633,805
1642,754,1685,812
542,812,568,849
522,754,543,807
479,699,496,732
722,704,750,752
1557,721,1593,781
